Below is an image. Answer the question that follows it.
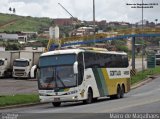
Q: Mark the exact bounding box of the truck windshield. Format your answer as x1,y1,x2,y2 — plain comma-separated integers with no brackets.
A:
38,66,77,90
13,61,29,67
156,55,160,58
0,60,4,66
38,54,77,90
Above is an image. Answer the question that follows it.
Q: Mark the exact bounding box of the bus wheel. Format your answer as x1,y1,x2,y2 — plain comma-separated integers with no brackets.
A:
120,85,125,98
52,102,61,107
116,85,121,99
83,88,93,104
93,98,98,102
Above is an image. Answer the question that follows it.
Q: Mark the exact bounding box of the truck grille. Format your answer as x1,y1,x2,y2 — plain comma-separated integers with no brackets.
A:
14,69,25,76
14,69,25,72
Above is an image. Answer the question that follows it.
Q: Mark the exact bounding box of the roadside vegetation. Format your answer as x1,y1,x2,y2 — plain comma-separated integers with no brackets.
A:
0,94,39,107
0,13,52,33
131,66,160,84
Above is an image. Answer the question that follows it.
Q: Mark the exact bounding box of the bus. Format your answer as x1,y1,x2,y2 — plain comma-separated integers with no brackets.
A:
37,47,130,107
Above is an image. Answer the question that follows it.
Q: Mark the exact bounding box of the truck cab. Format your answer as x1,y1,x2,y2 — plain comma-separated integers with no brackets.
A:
12,58,31,78
155,54,160,65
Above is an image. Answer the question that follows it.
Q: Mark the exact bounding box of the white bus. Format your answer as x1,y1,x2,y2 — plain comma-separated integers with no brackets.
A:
37,47,130,107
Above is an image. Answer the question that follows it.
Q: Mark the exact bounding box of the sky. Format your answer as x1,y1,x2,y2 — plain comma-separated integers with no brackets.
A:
0,0,160,23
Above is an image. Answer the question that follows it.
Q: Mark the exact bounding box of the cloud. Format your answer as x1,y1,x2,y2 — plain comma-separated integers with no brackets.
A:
0,0,160,23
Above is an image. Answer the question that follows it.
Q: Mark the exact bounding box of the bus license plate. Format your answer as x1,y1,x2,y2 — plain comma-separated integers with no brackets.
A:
54,98,60,102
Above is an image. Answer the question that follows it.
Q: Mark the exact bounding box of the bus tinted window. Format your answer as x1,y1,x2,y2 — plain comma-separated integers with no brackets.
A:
84,52,128,68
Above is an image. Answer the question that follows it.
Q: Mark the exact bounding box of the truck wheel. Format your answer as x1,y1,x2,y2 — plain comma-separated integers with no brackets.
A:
83,88,93,104
52,102,61,107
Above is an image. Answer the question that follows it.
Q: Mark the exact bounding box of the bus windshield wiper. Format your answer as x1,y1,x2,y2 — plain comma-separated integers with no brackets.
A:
57,75,66,88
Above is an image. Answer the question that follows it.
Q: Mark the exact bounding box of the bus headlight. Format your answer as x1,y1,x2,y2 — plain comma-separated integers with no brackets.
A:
72,96,78,99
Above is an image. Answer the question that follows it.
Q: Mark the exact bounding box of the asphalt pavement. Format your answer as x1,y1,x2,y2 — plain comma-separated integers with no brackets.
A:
0,79,38,95
0,75,160,119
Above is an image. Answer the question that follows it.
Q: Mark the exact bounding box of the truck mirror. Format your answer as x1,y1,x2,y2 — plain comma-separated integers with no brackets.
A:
73,61,78,74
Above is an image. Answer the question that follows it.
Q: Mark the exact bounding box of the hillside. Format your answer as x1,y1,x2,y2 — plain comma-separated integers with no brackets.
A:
0,13,53,33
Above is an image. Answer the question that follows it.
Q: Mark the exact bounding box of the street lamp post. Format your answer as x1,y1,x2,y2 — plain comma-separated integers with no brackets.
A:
141,0,145,71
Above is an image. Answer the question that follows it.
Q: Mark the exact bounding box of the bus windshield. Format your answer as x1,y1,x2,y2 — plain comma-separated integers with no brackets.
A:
38,54,77,90
38,66,77,90
13,61,29,67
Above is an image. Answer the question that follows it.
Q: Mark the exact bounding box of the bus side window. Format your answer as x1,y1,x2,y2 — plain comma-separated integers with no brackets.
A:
77,53,84,85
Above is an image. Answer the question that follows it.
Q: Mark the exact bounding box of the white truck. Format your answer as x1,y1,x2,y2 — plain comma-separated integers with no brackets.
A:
155,53,160,65
12,51,42,79
0,51,20,78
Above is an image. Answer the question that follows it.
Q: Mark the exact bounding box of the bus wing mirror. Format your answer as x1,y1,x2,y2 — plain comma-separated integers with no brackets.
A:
73,61,78,74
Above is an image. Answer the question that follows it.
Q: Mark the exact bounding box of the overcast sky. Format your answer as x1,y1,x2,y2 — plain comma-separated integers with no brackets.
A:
0,0,159,23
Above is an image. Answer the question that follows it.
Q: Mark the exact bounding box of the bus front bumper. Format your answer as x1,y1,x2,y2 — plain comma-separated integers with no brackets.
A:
39,94,79,103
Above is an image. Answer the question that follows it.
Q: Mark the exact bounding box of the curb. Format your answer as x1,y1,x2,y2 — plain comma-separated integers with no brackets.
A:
131,74,159,90
0,75,159,109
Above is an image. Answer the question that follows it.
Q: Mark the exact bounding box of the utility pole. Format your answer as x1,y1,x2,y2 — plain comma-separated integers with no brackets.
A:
142,0,144,71
93,0,96,45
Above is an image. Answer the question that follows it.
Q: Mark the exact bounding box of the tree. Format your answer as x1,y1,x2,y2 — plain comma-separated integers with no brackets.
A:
9,7,12,13
155,19,158,25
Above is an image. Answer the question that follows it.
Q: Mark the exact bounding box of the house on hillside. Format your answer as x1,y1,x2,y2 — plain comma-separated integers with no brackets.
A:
0,33,27,44
71,27,94,36
53,18,79,26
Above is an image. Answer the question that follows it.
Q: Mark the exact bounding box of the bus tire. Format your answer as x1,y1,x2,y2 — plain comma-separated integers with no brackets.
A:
93,98,98,102
52,102,61,107
110,85,121,99
116,85,121,99
83,88,93,104
120,85,125,98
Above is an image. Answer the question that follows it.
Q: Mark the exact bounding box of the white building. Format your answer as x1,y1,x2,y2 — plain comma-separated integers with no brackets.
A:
72,27,94,36
0,46,5,51
24,46,45,52
0,33,27,44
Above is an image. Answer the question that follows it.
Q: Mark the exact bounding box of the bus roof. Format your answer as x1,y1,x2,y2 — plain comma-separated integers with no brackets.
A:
41,48,127,57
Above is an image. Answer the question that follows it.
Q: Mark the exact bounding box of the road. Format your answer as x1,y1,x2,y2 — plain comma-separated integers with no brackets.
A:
0,76,160,119
0,79,38,95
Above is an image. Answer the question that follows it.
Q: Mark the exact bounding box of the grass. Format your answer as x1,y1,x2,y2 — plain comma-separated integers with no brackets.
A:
0,94,39,107
0,13,52,32
131,66,160,84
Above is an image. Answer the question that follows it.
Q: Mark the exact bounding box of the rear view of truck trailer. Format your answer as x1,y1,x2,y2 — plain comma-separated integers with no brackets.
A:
0,51,20,78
